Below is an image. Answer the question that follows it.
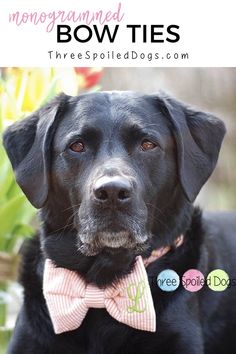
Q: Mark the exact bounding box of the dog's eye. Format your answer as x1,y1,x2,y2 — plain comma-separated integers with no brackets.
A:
141,140,157,151
69,141,85,153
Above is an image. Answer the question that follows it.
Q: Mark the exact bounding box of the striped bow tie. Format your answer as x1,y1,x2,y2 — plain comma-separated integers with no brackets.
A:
43,256,156,334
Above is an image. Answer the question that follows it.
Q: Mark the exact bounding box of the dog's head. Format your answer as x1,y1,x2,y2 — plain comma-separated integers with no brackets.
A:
3,92,226,258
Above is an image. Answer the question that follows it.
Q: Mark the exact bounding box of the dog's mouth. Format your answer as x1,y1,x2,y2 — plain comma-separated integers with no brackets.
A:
76,202,149,256
77,230,149,256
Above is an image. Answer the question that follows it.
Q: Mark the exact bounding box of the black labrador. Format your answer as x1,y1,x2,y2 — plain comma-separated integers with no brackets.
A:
3,92,236,354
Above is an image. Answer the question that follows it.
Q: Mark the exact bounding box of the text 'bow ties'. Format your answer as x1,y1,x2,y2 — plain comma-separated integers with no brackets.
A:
43,256,156,334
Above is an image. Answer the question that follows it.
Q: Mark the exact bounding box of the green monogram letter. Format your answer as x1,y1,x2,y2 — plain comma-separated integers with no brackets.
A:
127,280,146,313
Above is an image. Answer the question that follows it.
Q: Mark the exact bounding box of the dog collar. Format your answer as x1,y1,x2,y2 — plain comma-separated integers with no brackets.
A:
143,235,184,267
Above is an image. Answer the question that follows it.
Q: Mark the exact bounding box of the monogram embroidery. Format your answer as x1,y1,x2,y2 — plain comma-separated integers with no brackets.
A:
127,280,146,313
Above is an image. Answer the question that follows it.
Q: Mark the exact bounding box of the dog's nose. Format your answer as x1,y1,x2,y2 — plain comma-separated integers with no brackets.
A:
93,176,132,204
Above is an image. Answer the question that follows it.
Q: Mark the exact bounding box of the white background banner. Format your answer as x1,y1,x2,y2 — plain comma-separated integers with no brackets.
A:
0,0,235,67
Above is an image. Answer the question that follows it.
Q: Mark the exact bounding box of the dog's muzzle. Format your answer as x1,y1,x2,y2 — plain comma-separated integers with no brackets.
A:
76,172,148,255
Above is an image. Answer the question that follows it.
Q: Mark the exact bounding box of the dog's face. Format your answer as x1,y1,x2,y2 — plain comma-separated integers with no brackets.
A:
3,92,226,258
51,93,177,255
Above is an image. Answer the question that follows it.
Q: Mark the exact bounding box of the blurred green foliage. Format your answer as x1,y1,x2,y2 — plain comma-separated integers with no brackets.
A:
0,68,103,354
0,143,35,253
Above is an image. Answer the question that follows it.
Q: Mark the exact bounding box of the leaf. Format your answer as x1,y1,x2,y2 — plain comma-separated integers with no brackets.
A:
0,76,20,119
0,169,15,207
0,194,36,250
5,224,35,253
0,101,3,135
5,180,22,200
41,76,60,106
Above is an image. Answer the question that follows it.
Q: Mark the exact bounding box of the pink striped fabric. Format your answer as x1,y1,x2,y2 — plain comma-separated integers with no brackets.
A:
43,256,156,334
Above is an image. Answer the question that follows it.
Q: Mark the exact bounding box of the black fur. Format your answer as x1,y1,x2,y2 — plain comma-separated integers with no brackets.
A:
3,92,236,354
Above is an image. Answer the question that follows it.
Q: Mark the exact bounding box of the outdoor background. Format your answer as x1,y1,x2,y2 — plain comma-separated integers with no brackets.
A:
0,67,235,353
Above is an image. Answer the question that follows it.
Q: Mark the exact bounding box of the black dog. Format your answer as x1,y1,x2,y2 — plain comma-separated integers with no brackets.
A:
3,92,236,354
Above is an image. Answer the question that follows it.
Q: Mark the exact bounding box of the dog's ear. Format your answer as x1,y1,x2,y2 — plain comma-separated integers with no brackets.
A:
153,94,226,202
3,93,69,208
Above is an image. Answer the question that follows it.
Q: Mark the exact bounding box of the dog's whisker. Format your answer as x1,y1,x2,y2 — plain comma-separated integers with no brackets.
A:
146,202,172,232
62,203,81,212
